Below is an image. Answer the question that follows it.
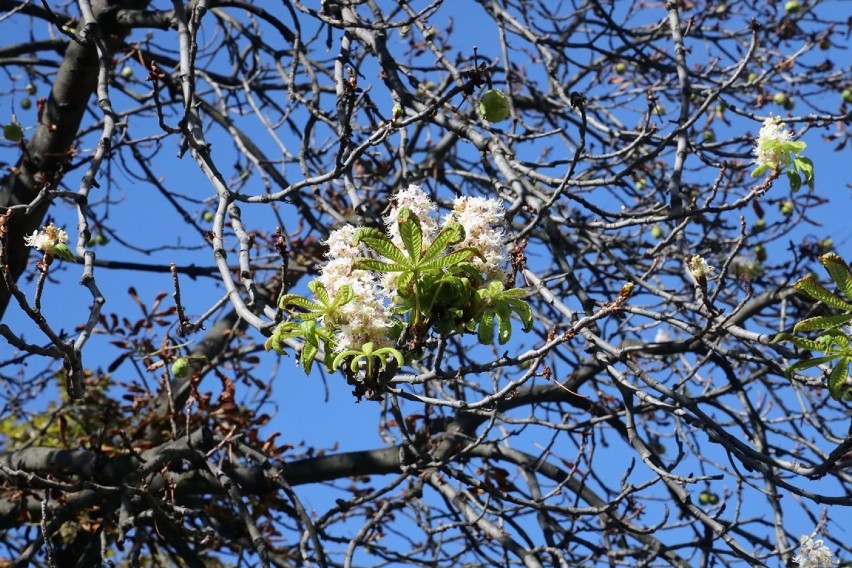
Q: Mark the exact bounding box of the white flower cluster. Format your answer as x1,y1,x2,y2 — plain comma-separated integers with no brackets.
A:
384,184,439,250
793,534,839,568
24,223,68,255
687,255,715,282
754,115,793,170
319,224,395,352
445,195,506,277
320,184,506,353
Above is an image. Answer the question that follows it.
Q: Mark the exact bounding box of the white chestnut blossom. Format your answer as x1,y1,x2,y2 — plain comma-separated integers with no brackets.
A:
687,255,715,282
445,195,506,277
754,115,793,170
384,184,438,250
319,225,394,351
24,223,70,258
793,534,839,568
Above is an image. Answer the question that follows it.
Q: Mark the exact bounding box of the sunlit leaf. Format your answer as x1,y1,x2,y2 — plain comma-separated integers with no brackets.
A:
794,276,852,310
793,313,852,332
355,228,408,265
279,294,323,312
478,311,495,344
420,222,465,262
827,357,851,401
352,258,405,272
785,355,838,378
820,253,852,301
397,208,423,263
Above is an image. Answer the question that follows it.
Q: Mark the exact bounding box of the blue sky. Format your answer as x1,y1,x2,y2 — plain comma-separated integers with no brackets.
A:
1,1,850,564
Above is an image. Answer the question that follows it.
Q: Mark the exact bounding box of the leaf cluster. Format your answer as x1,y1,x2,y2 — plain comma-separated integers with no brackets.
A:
774,253,852,401
264,207,532,385
751,139,814,192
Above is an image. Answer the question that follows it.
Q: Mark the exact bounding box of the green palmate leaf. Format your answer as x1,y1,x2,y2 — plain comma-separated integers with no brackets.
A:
52,243,76,262
331,342,405,374
773,332,823,352
820,253,852,300
279,293,323,313
827,357,851,400
265,320,309,355
308,279,331,304
509,298,534,331
816,330,850,353
334,284,354,306
785,355,840,378
355,228,408,265
421,222,466,263
750,163,770,178
496,304,512,344
418,248,477,272
783,140,807,154
794,276,852,310
787,171,802,192
301,339,320,374
794,156,815,190
397,208,423,263
352,258,404,273
793,313,852,332
478,311,495,344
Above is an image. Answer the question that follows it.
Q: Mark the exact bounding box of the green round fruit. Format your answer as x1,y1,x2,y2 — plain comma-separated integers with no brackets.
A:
819,37,831,50
754,244,767,262
636,178,647,191
842,89,852,104
773,92,788,106
747,72,759,83
399,25,410,37
202,211,215,222
25,83,36,95
822,238,833,251
779,201,794,217
614,62,627,75
703,130,715,143
785,0,800,13
20,98,32,110
121,66,133,78
783,97,795,111
753,219,766,233
171,357,189,378
3,123,23,142
651,225,664,239
708,493,720,505
479,89,511,123
698,491,712,505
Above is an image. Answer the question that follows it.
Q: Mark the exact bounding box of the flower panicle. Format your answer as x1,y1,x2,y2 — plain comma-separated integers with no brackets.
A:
24,223,74,261
793,533,839,568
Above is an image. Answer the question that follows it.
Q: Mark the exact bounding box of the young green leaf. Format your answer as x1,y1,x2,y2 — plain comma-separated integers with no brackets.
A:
397,208,424,263
420,222,466,263
827,357,851,400
355,228,408,265
785,355,838,379
793,313,852,333
820,253,852,301
787,171,802,192
794,276,852,311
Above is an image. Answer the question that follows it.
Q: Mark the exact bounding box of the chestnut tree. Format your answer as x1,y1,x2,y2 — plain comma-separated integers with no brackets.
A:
0,1,850,566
